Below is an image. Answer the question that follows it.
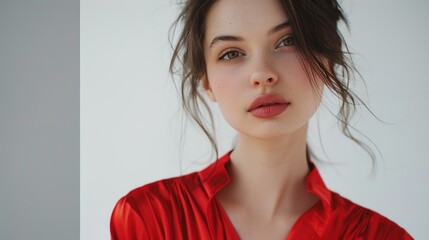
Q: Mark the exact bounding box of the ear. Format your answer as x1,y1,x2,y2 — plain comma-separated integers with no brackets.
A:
201,74,216,102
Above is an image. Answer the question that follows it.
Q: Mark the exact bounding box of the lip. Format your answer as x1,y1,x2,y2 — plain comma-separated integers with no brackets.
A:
248,94,289,111
247,94,290,118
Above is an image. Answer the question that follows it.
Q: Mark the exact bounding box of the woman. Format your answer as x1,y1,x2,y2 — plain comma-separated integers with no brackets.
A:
110,0,413,239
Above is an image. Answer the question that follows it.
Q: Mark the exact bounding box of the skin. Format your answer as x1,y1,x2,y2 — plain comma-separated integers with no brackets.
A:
202,0,324,239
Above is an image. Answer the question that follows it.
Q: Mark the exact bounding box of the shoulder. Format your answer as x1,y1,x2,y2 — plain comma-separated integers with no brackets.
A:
111,169,207,219
122,170,203,211
110,172,204,239
328,192,413,239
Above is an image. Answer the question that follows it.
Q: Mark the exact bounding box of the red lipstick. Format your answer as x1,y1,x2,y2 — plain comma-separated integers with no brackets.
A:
247,94,289,118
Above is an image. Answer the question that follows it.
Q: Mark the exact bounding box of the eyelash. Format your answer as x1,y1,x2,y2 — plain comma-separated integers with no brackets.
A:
218,35,296,62
276,35,295,48
218,50,244,61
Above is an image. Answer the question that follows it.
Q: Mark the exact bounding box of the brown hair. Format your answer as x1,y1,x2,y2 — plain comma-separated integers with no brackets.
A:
169,0,377,172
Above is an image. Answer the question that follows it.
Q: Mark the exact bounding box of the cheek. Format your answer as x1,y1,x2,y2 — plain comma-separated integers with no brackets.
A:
208,66,246,97
278,55,313,90
279,55,324,108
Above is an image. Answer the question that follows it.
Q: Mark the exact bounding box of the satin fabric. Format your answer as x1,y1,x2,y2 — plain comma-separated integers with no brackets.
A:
111,151,413,239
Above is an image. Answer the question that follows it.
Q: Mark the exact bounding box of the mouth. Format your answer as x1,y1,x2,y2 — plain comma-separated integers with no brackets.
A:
247,94,290,119
247,94,289,112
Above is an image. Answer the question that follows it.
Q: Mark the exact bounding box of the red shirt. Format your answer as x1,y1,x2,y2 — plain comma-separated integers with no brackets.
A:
111,151,413,239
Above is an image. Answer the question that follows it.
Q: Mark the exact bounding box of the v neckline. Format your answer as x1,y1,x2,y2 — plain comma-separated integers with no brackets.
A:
213,194,322,240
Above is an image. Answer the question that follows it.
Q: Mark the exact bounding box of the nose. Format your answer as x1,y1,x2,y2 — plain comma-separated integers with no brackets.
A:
250,57,278,88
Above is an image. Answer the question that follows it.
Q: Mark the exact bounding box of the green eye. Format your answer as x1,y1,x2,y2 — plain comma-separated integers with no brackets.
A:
220,51,243,61
277,36,295,48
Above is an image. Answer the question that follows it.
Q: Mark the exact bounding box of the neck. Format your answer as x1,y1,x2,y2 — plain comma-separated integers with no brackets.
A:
226,123,314,219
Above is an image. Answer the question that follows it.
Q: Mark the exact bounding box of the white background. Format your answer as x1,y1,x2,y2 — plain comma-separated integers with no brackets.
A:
81,0,429,239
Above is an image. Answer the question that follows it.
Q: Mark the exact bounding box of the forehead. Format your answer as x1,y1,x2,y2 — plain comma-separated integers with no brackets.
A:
205,0,288,39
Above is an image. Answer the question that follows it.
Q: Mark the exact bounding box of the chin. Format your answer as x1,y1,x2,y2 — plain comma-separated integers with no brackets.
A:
238,126,301,140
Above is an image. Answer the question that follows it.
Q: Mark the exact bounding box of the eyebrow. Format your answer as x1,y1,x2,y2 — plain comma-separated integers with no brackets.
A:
267,21,291,36
209,35,244,49
209,21,290,49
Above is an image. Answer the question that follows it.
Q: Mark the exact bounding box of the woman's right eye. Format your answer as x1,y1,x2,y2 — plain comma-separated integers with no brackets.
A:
219,50,243,61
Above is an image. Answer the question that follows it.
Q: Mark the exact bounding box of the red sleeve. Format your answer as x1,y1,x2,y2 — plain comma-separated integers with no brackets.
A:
110,196,150,240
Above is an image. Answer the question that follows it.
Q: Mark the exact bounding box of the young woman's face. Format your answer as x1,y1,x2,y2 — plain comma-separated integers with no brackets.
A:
203,0,324,139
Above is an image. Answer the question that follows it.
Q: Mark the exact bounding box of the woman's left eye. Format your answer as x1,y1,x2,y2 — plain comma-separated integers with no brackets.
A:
276,36,295,48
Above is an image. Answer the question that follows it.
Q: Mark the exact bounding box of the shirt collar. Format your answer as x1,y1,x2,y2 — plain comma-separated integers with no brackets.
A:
198,150,333,211
198,150,232,198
